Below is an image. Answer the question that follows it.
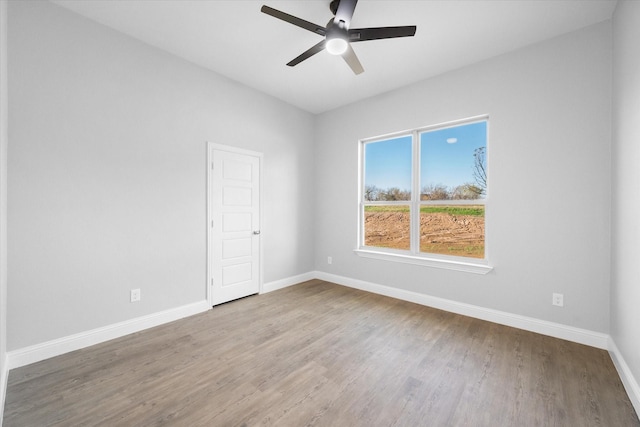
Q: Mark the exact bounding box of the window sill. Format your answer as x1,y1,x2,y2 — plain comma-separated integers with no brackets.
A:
354,249,493,275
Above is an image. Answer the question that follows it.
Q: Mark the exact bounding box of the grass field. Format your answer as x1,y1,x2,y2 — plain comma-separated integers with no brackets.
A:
364,205,484,216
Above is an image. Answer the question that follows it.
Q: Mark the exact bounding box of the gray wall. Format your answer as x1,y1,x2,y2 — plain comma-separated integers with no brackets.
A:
1,0,9,418
314,22,612,333
7,0,315,350
611,0,640,400
5,0,632,387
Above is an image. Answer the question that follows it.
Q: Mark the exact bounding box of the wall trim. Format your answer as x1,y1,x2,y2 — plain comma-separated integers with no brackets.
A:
315,271,610,349
0,354,7,425
609,338,640,416
3,271,627,408
7,300,210,370
262,272,317,294
3,272,617,367
4,271,315,372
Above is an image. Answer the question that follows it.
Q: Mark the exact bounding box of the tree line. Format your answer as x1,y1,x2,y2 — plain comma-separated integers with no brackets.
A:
365,182,483,201
365,147,486,202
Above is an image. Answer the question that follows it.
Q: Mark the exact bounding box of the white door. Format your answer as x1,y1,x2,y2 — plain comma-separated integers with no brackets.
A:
209,144,261,306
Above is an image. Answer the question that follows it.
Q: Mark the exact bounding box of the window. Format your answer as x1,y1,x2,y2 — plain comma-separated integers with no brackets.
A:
358,116,490,273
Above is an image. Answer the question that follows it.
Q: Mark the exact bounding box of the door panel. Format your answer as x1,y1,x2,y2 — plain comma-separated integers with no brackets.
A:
222,238,252,259
210,146,261,306
223,186,252,206
222,263,253,286
222,213,251,232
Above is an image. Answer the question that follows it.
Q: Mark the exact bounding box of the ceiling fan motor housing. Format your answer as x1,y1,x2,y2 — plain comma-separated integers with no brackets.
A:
261,0,417,74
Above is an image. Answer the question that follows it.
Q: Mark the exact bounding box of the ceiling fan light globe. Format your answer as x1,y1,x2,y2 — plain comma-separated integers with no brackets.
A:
326,37,348,55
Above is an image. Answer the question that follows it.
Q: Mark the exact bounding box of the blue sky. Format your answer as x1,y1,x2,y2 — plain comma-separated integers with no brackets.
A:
363,135,412,191
364,121,486,191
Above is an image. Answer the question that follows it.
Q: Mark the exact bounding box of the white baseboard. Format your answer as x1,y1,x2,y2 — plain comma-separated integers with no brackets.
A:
262,271,317,294
0,353,7,426
7,300,210,370
6,270,318,372
609,338,640,416
315,271,610,350
3,272,626,400
4,270,635,425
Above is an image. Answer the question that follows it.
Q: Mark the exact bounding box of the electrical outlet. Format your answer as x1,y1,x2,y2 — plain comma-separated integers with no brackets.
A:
552,293,563,307
327,256,332,265
130,288,141,303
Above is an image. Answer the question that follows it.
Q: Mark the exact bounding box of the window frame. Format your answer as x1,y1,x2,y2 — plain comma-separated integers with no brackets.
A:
356,115,492,274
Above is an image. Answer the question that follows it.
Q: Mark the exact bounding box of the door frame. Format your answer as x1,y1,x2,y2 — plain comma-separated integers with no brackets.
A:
206,142,264,307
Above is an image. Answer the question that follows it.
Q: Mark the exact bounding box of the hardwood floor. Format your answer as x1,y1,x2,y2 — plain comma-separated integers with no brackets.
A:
4,280,639,426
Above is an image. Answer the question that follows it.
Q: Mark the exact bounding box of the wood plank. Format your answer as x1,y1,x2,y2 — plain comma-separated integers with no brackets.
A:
4,280,638,426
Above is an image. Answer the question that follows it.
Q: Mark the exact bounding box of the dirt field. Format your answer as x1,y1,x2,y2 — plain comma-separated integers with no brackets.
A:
364,211,485,258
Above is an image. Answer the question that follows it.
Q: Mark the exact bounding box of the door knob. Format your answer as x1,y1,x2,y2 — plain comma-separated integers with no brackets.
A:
253,230,261,235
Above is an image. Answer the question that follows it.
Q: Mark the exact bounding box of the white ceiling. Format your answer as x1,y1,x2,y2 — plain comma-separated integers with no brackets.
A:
50,0,617,114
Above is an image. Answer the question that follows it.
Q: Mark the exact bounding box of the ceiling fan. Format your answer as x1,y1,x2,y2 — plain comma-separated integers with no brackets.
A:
261,0,417,75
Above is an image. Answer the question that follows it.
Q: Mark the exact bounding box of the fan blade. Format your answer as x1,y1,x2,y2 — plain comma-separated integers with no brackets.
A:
261,5,326,36
342,44,364,75
349,26,417,42
335,0,358,27
287,40,327,67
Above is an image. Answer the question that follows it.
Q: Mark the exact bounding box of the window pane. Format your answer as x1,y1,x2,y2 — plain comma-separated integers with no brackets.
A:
420,121,487,201
364,136,412,201
364,205,411,251
420,204,484,258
